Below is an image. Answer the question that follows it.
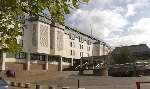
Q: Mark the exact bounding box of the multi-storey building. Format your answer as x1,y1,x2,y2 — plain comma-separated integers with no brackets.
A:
0,15,111,71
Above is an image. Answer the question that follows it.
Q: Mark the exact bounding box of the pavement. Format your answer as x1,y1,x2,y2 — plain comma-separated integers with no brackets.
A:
8,73,150,89
35,75,150,89
3,63,150,89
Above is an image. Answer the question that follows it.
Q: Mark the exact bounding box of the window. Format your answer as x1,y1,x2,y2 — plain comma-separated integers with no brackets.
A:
73,42,75,47
73,50,75,56
79,36,84,43
70,50,73,55
70,42,72,47
80,44,82,49
82,45,84,49
87,46,90,51
41,55,46,61
15,52,26,59
80,52,83,57
30,54,40,60
80,52,82,57
63,58,71,63
6,53,15,58
69,34,75,40
70,42,73,47
87,40,91,45
70,42,75,47
71,50,75,56
80,44,83,49
87,53,90,57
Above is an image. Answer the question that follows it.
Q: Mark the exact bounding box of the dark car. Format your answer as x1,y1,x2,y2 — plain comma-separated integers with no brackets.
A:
109,64,134,77
109,62,150,77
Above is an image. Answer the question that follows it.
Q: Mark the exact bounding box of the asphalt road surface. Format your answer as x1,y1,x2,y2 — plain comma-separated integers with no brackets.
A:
36,75,150,89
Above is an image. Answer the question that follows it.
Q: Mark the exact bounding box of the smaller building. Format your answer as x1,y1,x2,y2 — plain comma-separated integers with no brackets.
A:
112,44,150,60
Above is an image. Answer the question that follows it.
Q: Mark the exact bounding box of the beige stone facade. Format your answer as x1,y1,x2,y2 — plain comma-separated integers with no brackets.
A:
1,16,112,70
22,16,111,59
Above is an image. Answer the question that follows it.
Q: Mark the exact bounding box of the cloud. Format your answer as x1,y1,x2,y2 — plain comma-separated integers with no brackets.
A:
125,4,137,17
106,18,150,47
129,18,150,35
67,9,127,39
66,0,150,47
125,0,150,17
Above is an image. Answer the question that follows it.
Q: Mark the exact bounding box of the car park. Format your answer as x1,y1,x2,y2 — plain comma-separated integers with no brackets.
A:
109,62,150,77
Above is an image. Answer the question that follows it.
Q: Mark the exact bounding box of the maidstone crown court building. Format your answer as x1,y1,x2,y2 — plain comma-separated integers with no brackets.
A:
0,15,112,71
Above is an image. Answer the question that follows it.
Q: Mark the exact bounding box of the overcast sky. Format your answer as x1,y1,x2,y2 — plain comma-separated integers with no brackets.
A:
65,0,150,48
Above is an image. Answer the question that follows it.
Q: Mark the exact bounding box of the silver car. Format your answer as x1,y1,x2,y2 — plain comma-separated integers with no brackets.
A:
0,78,8,89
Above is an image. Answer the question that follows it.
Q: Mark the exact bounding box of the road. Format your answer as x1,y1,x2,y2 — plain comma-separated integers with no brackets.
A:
36,75,150,89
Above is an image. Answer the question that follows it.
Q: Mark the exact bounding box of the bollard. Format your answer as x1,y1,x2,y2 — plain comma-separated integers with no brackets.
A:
36,84,41,89
136,82,140,89
17,82,23,87
62,87,69,89
25,83,31,88
49,85,55,89
78,79,79,88
10,81,16,86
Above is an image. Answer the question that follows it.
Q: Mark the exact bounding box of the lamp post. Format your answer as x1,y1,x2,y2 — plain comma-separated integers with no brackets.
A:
90,24,94,69
79,52,84,75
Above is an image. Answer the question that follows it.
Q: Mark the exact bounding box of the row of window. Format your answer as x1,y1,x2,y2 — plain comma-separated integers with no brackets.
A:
6,52,26,59
79,44,84,49
7,52,50,61
87,46,90,51
70,42,75,47
7,51,90,59
69,34,92,45
70,42,91,51
80,52,90,57
80,52,83,57
70,50,90,57
70,50,75,56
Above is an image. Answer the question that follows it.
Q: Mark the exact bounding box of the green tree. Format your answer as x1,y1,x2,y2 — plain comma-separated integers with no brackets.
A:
0,0,89,52
112,48,134,64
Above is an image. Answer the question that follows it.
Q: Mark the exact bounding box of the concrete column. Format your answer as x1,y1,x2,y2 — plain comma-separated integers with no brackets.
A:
25,83,31,88
1,53,6,70
71,58,74,66
26,52,30,71
44,55,49,70
80,58,82,69
36,84,42,89
40,55,42,61
58,57,63,71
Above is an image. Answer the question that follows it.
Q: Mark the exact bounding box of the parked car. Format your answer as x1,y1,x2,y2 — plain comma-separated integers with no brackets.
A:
0,77,8,89
109,62,150,77
109,63,135,77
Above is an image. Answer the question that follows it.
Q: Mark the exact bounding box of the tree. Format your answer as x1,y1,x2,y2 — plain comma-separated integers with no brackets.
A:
112,48,134,64
0,0,89,52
